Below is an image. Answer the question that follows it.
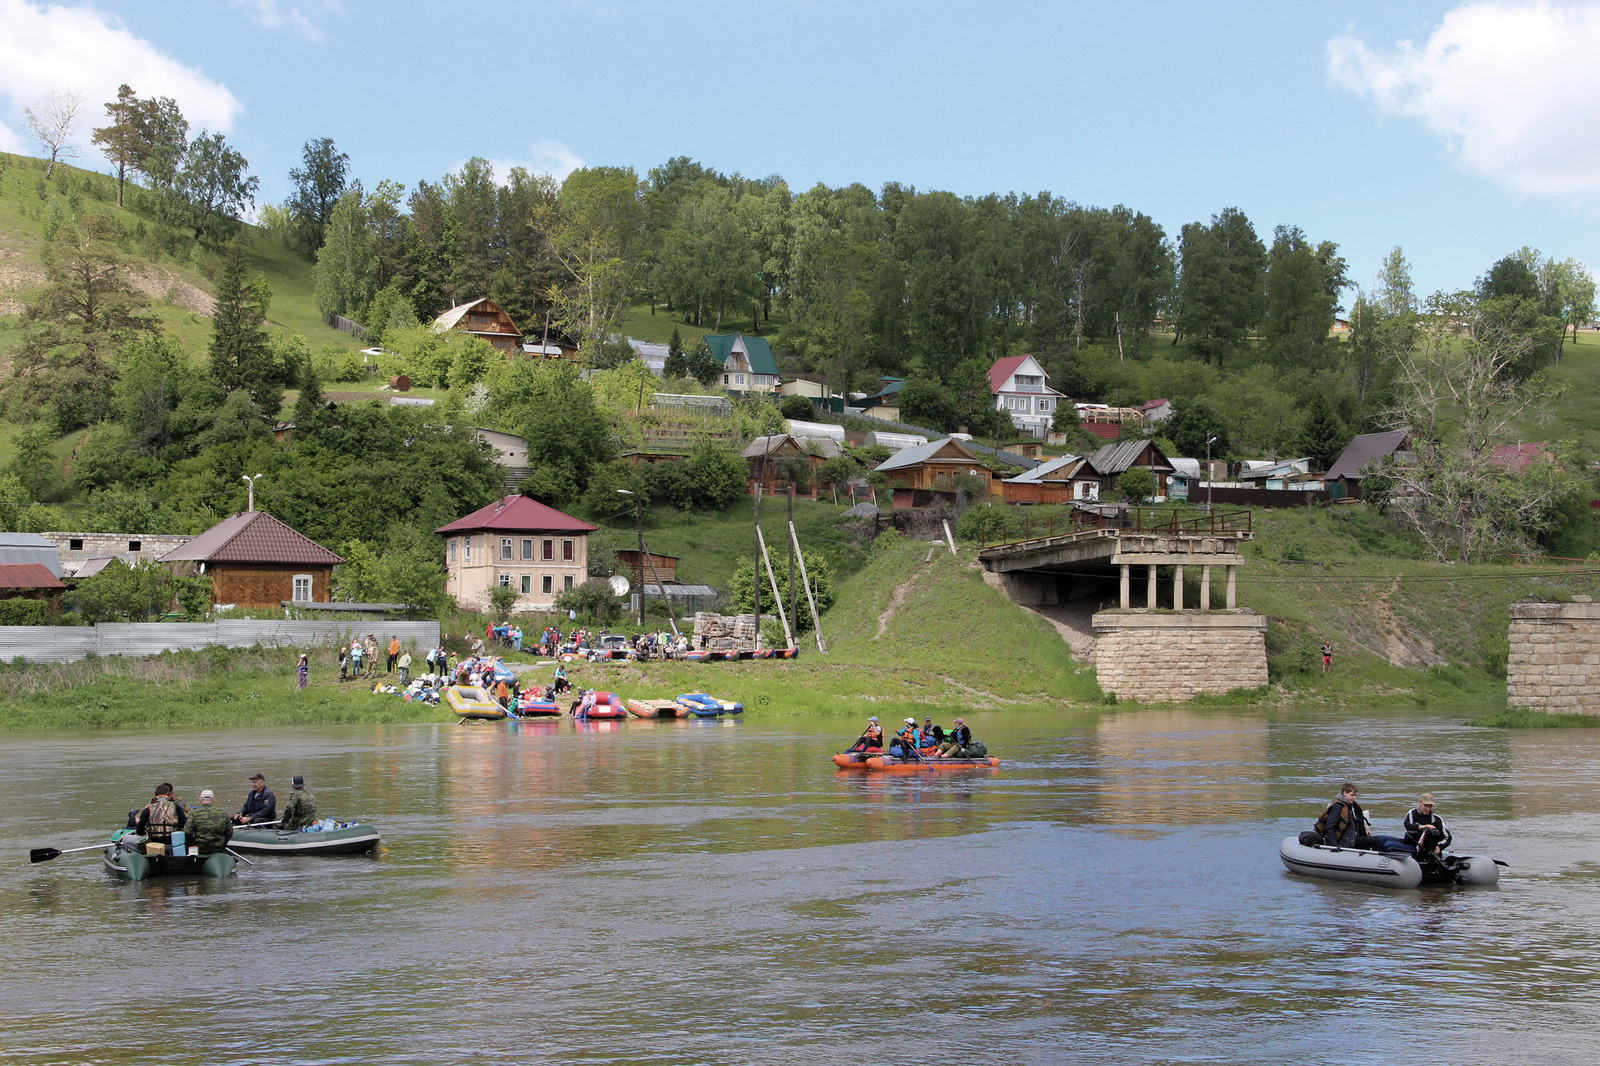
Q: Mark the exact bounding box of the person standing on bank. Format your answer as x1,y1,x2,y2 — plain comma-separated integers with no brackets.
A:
297,652,309,691
233,773,277,825
387,635,400,674
279,775,318,831
1321,642,1333,673
187,790,233,854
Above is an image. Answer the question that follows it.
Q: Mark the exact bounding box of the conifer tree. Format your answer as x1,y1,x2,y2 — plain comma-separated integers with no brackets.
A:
208,238,277,408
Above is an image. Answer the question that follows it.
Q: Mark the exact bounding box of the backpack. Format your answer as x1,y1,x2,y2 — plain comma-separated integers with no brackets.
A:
964,740,988,758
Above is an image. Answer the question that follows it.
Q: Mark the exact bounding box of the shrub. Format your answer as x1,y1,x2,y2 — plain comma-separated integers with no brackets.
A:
955,505,1018,542
1118,468,1156,503
0,598,51,626
779,395,815,421
555,578,625,625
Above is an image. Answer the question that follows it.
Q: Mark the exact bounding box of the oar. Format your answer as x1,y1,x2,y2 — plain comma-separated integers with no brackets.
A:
29,842,111,864
235,819,282,829
226,848,256,865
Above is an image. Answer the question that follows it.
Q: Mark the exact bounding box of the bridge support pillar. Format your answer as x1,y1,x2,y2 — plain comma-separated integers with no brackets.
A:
1226,566,1237,609
1200,565,1211,611
1119,565,1130,609
1092,610,1269,702
1146,565,1157,609
1174,565,1184,610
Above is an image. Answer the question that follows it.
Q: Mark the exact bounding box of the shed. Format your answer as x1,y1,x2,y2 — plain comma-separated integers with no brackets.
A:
1325,430,1412,500
1088,439,1177,498
0,532,63,577
1002,453,1100,504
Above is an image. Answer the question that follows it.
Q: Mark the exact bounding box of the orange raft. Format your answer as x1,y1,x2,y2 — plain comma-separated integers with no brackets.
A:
832,749,998,770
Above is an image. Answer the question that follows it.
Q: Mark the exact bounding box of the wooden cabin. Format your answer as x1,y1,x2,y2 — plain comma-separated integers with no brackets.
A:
158,511,345,609
432,298,524,354
874,437,995,508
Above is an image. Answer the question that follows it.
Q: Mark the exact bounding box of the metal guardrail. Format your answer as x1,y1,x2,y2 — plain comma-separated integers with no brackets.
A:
977,507,1254,549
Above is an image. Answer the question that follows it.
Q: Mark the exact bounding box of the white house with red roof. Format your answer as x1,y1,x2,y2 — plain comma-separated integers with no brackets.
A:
1140,398,1172,424
988,355,1063,438
436,496,598,612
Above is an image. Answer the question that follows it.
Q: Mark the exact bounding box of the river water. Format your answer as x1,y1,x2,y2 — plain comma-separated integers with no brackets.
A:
3,707,1600,1065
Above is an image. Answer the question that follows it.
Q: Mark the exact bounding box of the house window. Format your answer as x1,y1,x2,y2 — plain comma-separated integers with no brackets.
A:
128,540,142,552
69,539,82,551
292,575,313,603
449,539,458,562
735,374,746,385
501,538,513,560
521,539,533,560
562,540,574,561
722,374,730,385
563,575,575,591
521,575,532,594
464,537,472,562
499,574,512,588
542,575,553,595
1038,400,1051,412
542,539,554,561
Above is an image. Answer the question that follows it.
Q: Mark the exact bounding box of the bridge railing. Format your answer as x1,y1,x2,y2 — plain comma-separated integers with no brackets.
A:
977,507,1253,549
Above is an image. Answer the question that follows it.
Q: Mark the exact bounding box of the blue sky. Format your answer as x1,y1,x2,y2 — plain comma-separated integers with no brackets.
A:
3,0,1599,301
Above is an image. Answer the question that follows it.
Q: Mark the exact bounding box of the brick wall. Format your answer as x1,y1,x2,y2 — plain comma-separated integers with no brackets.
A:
1092,611,1269,702
1507,600,1600,714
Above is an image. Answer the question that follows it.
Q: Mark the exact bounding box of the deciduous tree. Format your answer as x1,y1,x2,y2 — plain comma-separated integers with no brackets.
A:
25,90,84,179
287,137,349,254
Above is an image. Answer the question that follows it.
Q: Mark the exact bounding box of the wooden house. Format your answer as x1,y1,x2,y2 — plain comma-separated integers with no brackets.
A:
158,511,345,609
874,437,995,508
1087,439,1177,498
615,549,679,587
1325,430,1413,500
1002,453,1100,504
704,333,781,396
989,354,1064,439
742,434,845,494
432,298,524,354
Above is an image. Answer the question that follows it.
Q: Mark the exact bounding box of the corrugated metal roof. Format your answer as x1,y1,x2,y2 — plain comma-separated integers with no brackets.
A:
641,584,718,597
0,533,62,576
875,437,980,473
436,495,598,535
742,434,844,460
1088,439,1174,476
703,333,780,377
1325,430,1411,481
432,298,488,332
0,563,64,589
159,512,346,566
1006,454,1086,484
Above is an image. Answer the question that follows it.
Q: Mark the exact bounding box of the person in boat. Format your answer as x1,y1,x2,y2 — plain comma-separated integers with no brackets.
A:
188,790,233,855
936,718,973,758
888,718,922,757
848,717,884,753
233,773,277,826
279,775,318,832
136,783,187,849
922,716,944,746
1312,783,1380,849
1403,794,1452,859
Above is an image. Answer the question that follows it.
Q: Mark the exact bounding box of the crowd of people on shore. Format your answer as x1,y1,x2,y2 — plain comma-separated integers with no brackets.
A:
128,773,320,856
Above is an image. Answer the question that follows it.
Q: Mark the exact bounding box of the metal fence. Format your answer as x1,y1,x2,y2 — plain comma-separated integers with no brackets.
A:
0,620,441,664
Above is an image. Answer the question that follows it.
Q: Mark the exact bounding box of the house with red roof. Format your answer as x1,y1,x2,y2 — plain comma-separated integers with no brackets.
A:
1488,442,1553,476
436,496,598,611
159,511,346,609
988,355,1063,439
1140,398,1172,424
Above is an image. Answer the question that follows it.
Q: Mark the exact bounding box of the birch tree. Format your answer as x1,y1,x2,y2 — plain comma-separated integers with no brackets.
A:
24,90,84,179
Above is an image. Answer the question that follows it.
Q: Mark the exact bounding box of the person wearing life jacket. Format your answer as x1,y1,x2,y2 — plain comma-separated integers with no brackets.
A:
1403,794,1452,858
135,783,187,848
936,718,973,757
1312,782,1380,849
921,716,944,746
888,718,922,757
848,717,884,753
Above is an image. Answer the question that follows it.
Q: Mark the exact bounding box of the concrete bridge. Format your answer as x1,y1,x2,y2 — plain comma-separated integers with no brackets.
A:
978,508,1267,703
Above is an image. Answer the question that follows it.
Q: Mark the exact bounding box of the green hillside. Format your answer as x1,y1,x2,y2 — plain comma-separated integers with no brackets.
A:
0,151,360,365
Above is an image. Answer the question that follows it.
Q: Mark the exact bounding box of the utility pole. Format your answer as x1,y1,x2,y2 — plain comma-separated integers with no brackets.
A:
1206,436,1217,514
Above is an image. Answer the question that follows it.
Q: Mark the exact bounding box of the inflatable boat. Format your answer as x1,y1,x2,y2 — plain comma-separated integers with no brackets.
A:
230,822,381,856
675,693,743,717
508,699,561,718
446,686,506,720
1278,836,1502,889
685,650,725,663
103,834,236,881
626,698,687,718
574,691,627,719
868,754,1000,771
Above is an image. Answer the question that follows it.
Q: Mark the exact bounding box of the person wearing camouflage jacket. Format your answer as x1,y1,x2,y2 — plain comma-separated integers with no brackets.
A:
187,791,233,854
280,776,318,831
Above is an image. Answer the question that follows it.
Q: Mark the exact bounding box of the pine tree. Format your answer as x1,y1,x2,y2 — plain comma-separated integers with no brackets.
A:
292,351,328,436
208,237,276,406
1298,394,1347,472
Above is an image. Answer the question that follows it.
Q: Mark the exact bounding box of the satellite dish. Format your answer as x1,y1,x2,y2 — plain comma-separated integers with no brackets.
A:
609,575,631,597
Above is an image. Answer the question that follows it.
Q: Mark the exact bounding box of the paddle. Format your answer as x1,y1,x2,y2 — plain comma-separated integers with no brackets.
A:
29,842,110,864
226,848,255,865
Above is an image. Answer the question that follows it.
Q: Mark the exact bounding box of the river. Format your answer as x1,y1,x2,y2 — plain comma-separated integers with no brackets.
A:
3,707,1599,1065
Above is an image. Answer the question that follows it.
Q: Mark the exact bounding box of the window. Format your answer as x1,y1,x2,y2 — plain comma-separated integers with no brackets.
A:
542,575,553,595
68,539,82,551
563,575,575,591
449,539,458,562
499,574,512,588
521,538,533,561
735,374,746,385
501,538,512,561
464,537,472,562
542,539,554,561
292,575,313,603
562,539,574,561
521,575,532,594
722,374,730,385
1038,400,1051,412
128,540,142,552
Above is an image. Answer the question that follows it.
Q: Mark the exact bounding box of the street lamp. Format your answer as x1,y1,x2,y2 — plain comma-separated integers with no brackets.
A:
241,473,263,512
1205,437,1217,514
617,489,644,626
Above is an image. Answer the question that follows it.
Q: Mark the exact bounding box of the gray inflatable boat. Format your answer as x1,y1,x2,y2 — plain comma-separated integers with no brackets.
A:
1279,835,1501,889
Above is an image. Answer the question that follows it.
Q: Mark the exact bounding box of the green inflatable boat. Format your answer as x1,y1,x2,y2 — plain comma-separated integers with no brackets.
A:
102,835,237,882
229,822,381,856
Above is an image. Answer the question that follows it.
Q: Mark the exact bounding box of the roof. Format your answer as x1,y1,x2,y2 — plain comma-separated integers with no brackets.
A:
875,437,982,473
160,511,346,566
1006,454,1087,484
0,563,64,590
641,584,718,597
855,378,905,406
988,355,1028,394
703,333,780,377
435,495,598,535
1489,442,1551,476
1325,430,1411,481
1089,439,1175,476
0,533,62,576
432,298,489,332
741,434,844,460
1140,398,1171,411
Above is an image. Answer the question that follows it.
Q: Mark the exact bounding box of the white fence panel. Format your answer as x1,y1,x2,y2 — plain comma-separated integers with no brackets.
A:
0,620,441,664
0,627,99,664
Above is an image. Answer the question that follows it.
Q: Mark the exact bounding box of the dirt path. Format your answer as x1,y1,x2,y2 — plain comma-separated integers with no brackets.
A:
876,566,924,638
1373,577,1430,667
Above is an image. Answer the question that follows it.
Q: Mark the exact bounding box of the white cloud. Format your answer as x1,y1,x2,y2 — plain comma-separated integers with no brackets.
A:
486,140,587,183
230,0,337,44
0,0,241,164
1329,2,1600,199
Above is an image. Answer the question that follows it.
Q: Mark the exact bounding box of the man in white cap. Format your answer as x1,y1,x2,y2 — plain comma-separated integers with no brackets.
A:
187,789,233,855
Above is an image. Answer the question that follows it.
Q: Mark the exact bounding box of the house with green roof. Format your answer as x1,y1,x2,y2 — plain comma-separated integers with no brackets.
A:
703,334,780,397
852,377,905,420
